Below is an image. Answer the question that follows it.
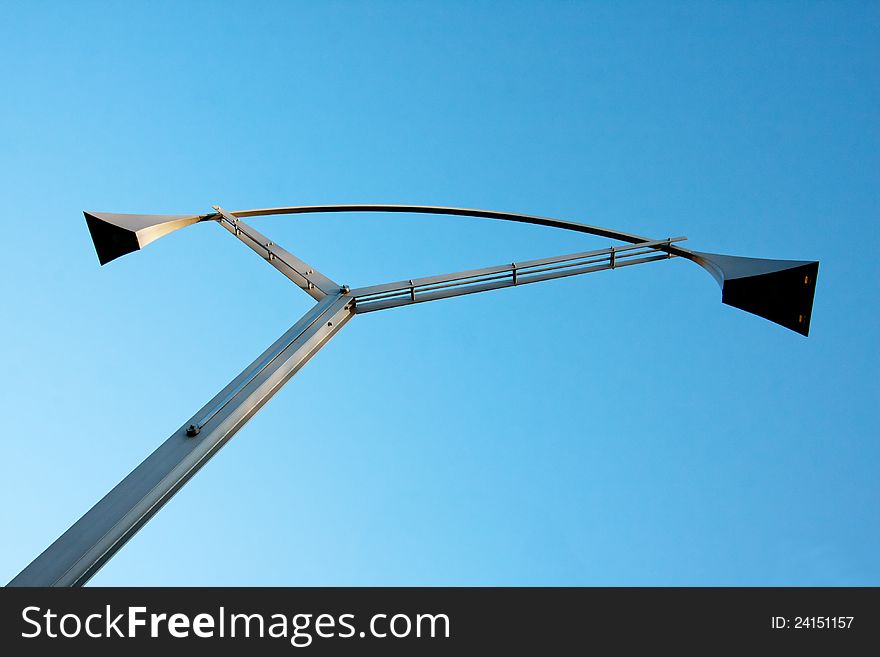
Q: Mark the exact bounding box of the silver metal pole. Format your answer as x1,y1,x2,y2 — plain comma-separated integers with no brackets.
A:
8,202,818,587
9,293,354,587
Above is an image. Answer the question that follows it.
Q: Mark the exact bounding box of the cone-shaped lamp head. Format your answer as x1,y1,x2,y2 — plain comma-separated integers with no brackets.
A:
84,211,204,265
690,251,819,336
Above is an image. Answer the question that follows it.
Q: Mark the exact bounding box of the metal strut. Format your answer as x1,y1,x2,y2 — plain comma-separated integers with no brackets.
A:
350,237,687,313
212,205,339,300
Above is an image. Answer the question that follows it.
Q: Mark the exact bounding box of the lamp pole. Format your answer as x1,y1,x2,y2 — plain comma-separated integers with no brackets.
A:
8,204,819,586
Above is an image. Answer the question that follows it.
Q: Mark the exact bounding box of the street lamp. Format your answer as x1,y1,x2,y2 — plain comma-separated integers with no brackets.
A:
8,204,819,586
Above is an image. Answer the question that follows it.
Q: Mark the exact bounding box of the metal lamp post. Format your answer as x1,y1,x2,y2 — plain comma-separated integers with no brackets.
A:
8,204,819,586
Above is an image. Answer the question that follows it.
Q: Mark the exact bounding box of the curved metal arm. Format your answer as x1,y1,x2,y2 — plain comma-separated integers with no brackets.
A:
214,203,690,254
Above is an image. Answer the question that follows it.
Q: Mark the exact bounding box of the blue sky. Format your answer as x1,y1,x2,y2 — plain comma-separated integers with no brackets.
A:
0,1,877,585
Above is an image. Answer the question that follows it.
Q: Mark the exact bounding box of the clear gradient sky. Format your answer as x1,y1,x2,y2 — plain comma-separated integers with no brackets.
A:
1,1,877,586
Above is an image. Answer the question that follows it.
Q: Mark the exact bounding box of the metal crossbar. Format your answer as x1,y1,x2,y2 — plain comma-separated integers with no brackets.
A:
351,237,686,313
